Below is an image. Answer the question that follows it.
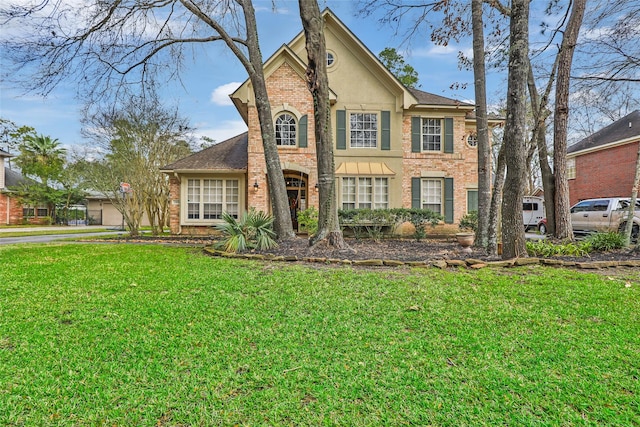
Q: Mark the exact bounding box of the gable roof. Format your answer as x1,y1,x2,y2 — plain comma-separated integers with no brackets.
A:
161,133,248,172
568,110,640,156
4,167,28,188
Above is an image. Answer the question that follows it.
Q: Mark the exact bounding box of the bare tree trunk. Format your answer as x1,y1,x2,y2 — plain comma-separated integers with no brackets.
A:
501,0,529,259
623,141,640,246
471,0,491,249
554,0,586,240
487,143,506,256
241,0,295,241
527,60,558,235
298,0,346,249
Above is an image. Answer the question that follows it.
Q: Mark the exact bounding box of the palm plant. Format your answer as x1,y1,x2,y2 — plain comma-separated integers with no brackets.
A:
16,134,67,186
215,209,277,253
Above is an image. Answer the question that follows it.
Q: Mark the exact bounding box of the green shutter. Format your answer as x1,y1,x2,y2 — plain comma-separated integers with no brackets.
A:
411,116,421,153
336,110,346,150
298,115,308,148
381,111,390,150
467,190,478,213
444,177,454,224
444,117,454,153
411,177,421,209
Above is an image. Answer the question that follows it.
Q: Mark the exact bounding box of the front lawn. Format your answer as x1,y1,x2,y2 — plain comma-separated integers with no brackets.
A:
0,244,638,425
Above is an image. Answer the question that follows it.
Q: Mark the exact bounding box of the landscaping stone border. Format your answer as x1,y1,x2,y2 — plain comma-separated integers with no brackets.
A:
203,248,640,270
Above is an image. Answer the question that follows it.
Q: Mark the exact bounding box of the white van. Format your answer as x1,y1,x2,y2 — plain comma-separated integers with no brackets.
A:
523,196,545,231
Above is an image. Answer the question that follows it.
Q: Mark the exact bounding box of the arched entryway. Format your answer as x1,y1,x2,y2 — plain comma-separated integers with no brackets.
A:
283,171,308,231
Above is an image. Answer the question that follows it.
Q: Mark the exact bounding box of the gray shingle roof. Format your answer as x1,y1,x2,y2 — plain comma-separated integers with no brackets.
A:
4,168,28,187
162,133,248,171
408,87,473,107
568,110,640,154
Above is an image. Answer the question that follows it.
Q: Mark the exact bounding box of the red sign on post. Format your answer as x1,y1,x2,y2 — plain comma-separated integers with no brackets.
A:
120,182,131,193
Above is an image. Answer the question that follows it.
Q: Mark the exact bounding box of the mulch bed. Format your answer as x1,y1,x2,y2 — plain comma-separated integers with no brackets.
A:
109,235,640,264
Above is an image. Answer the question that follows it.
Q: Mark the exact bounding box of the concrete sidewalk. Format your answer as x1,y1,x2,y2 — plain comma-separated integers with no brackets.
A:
0,225,120,233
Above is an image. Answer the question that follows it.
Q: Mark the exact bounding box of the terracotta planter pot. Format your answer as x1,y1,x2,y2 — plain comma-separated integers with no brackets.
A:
455,232,475,252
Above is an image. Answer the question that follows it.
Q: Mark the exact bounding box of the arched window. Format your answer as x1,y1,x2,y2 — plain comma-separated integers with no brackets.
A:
275,113,297,146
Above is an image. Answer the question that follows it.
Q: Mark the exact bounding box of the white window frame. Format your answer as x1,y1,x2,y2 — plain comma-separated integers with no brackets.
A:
567,158,576,179
421,178,443,214
349,112,378,148
275,113,297,147
422,118,442,152
185,178,240,223
341,177,389,210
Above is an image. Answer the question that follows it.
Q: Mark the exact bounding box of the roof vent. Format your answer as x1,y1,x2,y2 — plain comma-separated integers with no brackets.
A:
630,121,633,128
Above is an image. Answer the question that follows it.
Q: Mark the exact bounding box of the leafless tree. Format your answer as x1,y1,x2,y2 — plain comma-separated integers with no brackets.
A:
623,142,640,247
79,93,193,235
471,0,491,250
500,0,529,259
553,0,586,241
298,0,346,249
0,0,296,239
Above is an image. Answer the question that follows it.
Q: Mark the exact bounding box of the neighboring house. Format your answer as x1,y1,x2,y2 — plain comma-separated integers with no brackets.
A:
567,110,640,205
85,191,152,227
1,150,25,225
162,9,502,235
1,149,57,225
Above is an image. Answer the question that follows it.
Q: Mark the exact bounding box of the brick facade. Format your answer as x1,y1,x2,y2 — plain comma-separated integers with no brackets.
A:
247,62,319,214
568,141,639,205
0,193,24,225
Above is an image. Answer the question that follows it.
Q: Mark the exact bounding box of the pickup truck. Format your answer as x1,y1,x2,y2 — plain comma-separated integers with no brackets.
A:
570,197,640,240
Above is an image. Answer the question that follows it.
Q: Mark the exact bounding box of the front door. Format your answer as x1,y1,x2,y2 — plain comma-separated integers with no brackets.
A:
284,172,308,231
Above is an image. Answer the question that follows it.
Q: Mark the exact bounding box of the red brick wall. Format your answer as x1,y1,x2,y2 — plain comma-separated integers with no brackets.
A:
168,175,181,234
0,193,24,225
569,141,639,205
247,62,319,214
401,115,479,223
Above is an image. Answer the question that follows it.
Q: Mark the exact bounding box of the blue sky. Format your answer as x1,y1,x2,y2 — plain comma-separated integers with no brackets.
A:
0,0,506,152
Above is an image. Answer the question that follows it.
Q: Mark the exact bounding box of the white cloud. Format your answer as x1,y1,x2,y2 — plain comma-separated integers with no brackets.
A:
210,82,242,106
413,44,458,57
192,120,247,144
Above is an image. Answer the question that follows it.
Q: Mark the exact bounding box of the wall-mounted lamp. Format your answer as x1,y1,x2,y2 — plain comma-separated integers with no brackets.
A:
253,180,260,191
315,183,319,190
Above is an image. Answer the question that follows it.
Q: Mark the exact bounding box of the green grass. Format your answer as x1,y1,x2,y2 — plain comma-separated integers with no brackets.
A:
1,244,639,426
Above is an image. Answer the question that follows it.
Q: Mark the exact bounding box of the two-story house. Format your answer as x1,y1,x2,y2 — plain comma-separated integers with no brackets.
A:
567,110,640,205
162,9,500,235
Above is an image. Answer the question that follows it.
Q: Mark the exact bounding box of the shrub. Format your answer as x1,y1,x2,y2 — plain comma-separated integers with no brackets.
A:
215,209,277,253
297,207,318,236
584,232,625,252
336,208,443,241
397,208,443,241
353,209,396,242
526,239,591,257
458,211,478,233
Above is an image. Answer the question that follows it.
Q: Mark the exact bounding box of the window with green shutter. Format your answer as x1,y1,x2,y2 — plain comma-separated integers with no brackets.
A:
298,115,308,148
444,117,454,153
336,110,346,150
381,111,390,150
444,177,454,224
411,117,421,153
